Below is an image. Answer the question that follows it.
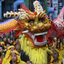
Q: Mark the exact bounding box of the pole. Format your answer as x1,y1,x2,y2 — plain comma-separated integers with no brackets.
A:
0,1,2,20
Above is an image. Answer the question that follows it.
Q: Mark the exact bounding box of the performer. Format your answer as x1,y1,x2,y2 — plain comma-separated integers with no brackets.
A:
51,49,63,64
2,50,27,64
2,46,15,64
0,45,4,63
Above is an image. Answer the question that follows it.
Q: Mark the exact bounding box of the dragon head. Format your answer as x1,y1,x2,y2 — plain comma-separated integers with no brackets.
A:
4,1,52,46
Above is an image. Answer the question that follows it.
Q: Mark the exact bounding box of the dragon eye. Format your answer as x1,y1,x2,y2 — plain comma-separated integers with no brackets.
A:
38,18,45,22
28,19,34,25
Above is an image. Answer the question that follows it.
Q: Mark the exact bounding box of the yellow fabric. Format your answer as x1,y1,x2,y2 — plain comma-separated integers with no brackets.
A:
47,48,53,55
2,50,11,64
4,60,27,64
47,48,54,63
0,53,4,62
2,50,26,64
7,45,14,50
49,60,62,64
0,42,5,45
0,41,6,48
60,49,64,58
4,49,6,52
2,46,14,64
11,50,19,55
49,49,63,64
13,41,16,46
55,49,63,61
19,34,47,64
13,39,19,45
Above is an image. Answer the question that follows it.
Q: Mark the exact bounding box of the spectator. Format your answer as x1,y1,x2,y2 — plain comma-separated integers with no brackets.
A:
0,45,4,62
4,42,12,57
15,43,30,63
3,36,8,45
7,38,11,43
2,46,15,64
52,49,62,64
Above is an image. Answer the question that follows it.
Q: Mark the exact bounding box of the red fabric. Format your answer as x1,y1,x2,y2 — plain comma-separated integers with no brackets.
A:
11,53,17,55
58,34,64,38
47,21,64,39
48,37,53,45
15,31,21,37
47,27,52,39
35,35,43,42
0,62,2,64
20,3,30,11
51,24,64,35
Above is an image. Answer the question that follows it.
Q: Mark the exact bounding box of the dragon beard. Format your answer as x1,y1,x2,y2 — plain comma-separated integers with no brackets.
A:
19,34,47,64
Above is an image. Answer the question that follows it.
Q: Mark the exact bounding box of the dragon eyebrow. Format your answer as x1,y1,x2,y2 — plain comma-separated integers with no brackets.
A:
38,17,45,20
28,19,34,22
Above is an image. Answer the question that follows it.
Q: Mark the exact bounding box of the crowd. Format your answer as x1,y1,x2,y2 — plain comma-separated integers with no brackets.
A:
0,32,31,64
0,32,64,64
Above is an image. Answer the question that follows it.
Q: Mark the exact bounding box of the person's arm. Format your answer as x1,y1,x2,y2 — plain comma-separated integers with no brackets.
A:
27,61,32,64
62,59,64,64
21,50,30,62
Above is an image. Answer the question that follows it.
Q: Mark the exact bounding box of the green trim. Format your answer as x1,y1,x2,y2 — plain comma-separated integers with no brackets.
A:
18,28,20,30
25,0,29,9
44,0,47,13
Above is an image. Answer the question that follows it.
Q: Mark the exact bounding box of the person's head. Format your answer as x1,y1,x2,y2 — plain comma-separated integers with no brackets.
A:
10,35,13,40
0,45,4,53
7,45,15,51
3,36,7,42
11,53,17,62
11,50,19,62
47,52,51,63
7,38,11,43
6,42,12,49
52,49,59,61
15,43,21,53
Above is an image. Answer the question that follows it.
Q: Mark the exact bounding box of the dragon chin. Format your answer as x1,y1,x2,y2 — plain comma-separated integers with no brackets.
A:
22,30,48,46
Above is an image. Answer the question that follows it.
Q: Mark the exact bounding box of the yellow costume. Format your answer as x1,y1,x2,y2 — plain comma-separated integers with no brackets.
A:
50,49,63,64
0,53,4,62
13,39,19,46
0,41,6,48
2,46,15,64
2,50,26,64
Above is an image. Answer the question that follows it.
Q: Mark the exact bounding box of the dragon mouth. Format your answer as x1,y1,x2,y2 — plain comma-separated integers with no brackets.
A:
22,30,47,46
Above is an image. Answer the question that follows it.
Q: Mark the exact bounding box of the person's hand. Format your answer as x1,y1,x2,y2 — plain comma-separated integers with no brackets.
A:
62,59,64,64
27,61,31,64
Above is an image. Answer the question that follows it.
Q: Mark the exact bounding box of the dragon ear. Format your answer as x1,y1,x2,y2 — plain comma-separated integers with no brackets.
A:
20,3,30,12
20,3,34,16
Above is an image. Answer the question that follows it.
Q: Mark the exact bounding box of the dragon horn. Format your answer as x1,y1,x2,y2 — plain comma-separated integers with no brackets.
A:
25,10,34,15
